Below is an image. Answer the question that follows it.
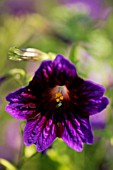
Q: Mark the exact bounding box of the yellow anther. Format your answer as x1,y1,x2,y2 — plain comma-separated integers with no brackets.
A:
55,92,63,103
60,96,63,100
56,92,62,98
56,98,60,102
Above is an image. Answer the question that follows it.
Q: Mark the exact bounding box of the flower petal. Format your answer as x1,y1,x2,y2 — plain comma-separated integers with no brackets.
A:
24,114,57,152
76,80,106,99
70,79,109,115
61,113,93,152
77,116,93,144
6,87,37,120
53,54,77,86
29,60,53,91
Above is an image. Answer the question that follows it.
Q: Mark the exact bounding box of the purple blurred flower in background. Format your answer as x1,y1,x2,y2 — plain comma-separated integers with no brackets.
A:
0,76,8,109
0,76,7,85
5,121,23,151
59,0,110,19
0,146,15,162
1,0,37,15
0,121,22,164
6,55,109,152
90,110,107,130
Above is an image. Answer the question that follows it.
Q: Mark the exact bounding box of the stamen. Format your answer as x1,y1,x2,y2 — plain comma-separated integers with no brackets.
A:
55,92,64,103
50,85,69,108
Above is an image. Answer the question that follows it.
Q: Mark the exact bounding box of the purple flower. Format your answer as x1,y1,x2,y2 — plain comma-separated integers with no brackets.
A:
6,54,109,152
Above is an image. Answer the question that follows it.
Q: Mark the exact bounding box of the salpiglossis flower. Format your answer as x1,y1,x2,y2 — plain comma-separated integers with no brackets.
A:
6,54,109,152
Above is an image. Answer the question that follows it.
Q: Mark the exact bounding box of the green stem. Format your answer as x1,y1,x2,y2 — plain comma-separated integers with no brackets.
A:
17,141,25,169
0,158,17,170
19,152,38,169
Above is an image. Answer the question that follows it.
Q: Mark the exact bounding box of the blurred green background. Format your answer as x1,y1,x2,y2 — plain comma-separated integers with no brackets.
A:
0,0,113,170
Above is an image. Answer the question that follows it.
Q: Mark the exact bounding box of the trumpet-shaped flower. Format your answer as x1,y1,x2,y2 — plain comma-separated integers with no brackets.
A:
6,54,109,152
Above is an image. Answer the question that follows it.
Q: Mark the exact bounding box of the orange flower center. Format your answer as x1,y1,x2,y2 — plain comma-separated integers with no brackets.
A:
50,85,69,107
